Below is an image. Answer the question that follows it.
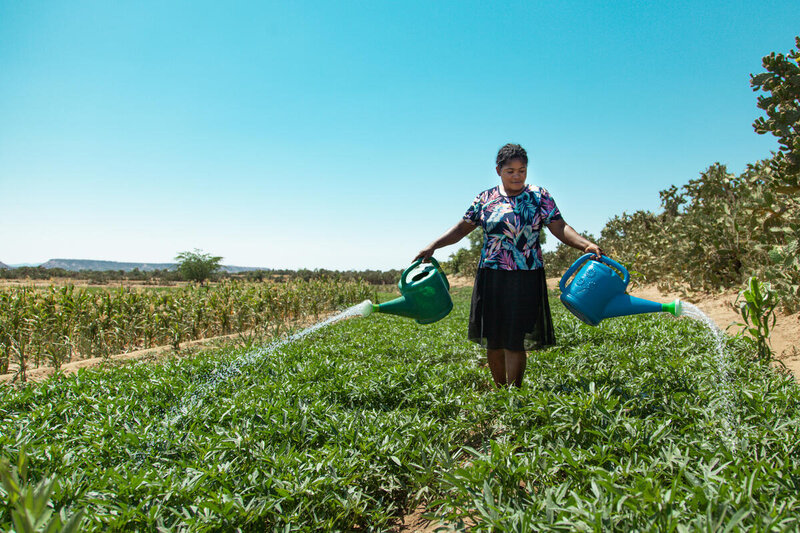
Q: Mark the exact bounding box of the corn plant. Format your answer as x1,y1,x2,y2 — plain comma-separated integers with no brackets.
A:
732,276,779,364
0,280,376,379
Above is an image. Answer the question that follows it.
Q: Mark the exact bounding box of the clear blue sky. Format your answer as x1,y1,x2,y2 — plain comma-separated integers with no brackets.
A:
1,1,798,270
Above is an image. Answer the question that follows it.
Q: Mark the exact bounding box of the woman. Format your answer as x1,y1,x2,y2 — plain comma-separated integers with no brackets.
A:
415,143,602,388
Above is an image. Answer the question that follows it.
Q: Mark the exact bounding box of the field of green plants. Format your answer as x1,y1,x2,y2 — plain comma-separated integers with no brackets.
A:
0,280,376,378
1,287,799,531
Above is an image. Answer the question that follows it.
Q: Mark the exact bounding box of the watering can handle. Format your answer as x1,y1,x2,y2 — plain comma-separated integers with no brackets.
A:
430,257,450,290
559,254,630,291
559,253,592,292
400,257,449,291
596,255,629,288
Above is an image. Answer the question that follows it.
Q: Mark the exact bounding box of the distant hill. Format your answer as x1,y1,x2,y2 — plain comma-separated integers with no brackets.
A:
38,258,258,273
40,258,175,272
0,261,9,270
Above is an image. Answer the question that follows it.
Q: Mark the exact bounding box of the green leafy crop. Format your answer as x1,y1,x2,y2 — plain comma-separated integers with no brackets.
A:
1,288,798,530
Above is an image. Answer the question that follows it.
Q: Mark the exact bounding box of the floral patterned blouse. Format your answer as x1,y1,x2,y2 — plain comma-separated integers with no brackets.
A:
463,184,562,270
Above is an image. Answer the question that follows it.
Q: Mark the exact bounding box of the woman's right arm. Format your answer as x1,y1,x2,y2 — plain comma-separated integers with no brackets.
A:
415,220,477,261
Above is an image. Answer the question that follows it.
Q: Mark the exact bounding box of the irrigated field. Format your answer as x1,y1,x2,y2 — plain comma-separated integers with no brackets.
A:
1,288,799,531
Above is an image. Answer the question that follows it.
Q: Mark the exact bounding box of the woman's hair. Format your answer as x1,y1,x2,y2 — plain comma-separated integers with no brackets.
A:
496,143,528,169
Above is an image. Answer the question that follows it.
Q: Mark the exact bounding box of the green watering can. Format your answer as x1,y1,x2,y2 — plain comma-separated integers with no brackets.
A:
360,257,453,324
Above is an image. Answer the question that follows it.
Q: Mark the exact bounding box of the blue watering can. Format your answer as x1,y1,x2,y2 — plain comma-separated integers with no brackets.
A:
559,254,681,326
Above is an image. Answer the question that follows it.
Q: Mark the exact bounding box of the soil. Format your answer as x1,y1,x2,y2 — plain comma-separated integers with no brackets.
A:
448,275,476,289
394,506,446,532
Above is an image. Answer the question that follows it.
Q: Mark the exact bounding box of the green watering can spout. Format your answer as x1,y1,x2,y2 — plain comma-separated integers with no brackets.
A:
370,257,453,325
662,299,682,318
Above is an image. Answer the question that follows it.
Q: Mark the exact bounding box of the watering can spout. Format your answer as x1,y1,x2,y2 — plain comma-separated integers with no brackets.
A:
370,257,453,325
604,294,680,319
375,295,420,319
662,299,682,317
559,254,681,326
356,300,378,317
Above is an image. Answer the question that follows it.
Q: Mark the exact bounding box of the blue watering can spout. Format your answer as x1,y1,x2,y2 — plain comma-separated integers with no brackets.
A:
559,254,681,326
604,293,666,319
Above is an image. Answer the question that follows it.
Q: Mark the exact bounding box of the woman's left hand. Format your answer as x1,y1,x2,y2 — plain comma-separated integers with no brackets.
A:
584,244,603,260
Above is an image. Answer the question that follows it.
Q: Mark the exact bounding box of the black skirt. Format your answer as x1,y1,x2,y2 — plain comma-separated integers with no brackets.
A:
468,267,556,351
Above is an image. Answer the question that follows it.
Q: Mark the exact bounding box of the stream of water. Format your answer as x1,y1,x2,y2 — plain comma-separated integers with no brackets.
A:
679,301,737,450
133,300,373,462
167,300,373,425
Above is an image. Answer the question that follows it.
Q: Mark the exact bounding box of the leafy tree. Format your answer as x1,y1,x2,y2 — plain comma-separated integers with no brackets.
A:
174,249,223,284
748,37,800,307
591,38,800,308
751,36,800,193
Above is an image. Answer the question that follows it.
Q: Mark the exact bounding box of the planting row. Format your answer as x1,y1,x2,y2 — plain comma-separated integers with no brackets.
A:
0,280,376,378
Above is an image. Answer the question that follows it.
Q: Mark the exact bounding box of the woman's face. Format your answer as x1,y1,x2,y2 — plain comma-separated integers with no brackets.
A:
496,158,527,195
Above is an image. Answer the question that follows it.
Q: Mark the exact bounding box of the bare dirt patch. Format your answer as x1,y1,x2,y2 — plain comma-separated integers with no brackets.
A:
394,505,447,532
448,275,475,289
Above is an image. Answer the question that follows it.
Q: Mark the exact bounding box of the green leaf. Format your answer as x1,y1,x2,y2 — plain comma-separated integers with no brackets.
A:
60,509,86,533
722,507,752,533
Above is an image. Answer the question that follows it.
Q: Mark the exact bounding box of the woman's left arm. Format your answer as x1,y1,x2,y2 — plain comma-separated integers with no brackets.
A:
546,219,603,259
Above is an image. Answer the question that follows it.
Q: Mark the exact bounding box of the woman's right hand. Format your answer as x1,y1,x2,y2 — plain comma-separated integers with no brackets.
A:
584,243,603,260
414,245,436,262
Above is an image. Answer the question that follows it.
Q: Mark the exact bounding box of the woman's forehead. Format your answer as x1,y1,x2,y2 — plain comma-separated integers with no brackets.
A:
500,159,527,169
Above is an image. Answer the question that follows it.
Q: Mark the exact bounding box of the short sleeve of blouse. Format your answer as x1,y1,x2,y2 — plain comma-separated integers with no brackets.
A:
463,194,482,225
540,187,562,225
